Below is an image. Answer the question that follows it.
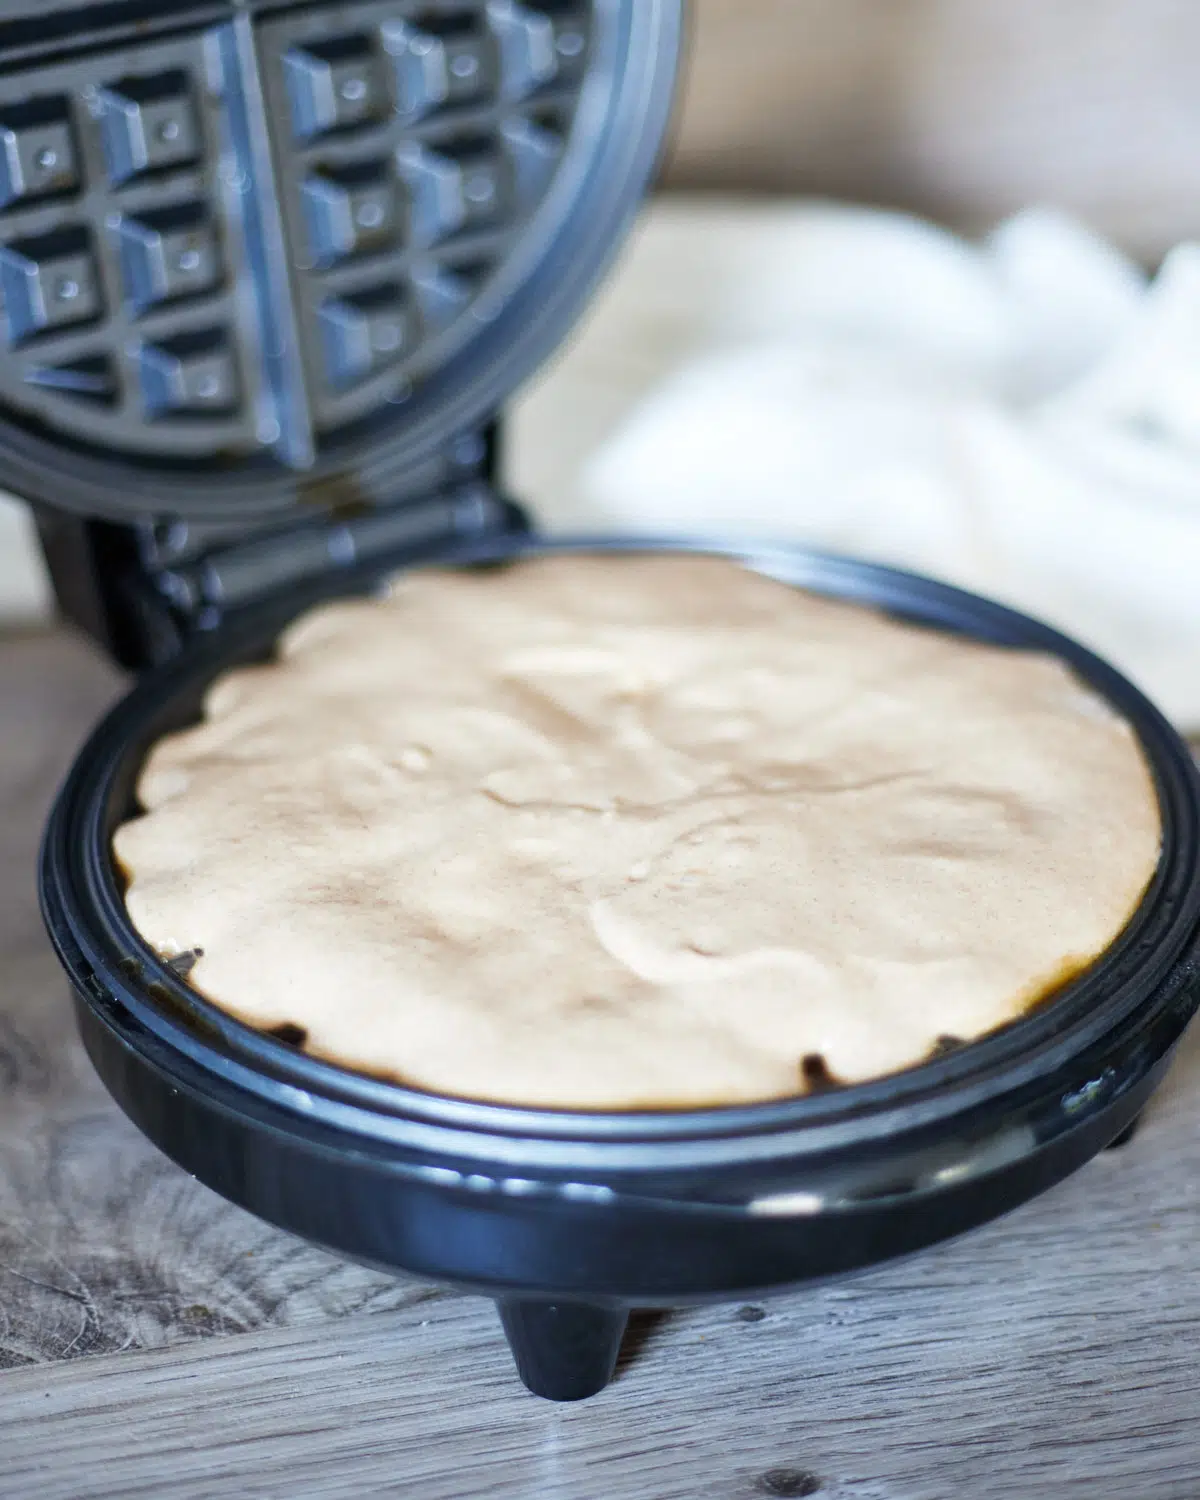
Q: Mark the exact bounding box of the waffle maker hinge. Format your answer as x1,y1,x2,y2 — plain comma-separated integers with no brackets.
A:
33,419,524,669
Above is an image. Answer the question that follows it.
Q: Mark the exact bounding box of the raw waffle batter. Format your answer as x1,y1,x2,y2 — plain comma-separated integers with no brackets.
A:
113,552,1161,1109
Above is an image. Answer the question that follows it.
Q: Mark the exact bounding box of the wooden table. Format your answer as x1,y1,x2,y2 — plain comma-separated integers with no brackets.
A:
2,627,1199,1500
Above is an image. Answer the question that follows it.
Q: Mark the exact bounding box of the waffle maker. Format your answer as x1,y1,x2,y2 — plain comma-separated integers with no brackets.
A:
17,0,1200,1403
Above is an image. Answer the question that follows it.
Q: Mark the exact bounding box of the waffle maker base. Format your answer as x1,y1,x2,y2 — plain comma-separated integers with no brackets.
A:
38,535,1200,1401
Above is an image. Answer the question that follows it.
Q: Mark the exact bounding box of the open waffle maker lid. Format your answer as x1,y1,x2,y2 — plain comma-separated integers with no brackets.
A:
0,0,681,552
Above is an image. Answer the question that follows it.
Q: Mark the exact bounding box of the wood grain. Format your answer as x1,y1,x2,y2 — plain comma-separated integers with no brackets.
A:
5,1042,1200,1500
0,631,447,1371
2,630,1200,1498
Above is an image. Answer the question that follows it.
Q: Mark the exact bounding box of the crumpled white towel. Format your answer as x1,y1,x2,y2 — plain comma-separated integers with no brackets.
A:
570,203,1200,728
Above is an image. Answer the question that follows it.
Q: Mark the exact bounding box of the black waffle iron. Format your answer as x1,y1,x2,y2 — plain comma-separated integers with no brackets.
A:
15,0,1200,1403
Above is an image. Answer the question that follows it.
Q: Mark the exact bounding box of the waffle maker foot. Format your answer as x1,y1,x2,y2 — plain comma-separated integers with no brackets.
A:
1106,1113,1144,1149
498,1299,630,1401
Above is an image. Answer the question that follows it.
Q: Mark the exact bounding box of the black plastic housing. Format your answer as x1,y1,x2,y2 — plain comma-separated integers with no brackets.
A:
39,535,1200,1399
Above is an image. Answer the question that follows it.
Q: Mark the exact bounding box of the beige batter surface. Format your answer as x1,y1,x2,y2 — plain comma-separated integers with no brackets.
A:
113,553,1161,1109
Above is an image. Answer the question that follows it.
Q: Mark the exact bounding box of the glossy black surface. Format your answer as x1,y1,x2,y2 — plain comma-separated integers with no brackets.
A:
498,1300,628,1402
39,536,1200,1398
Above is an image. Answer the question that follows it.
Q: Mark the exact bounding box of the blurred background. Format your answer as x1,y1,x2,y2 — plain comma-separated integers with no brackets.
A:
507,0,1200,728
3,0,1198,729
666,0,1200,260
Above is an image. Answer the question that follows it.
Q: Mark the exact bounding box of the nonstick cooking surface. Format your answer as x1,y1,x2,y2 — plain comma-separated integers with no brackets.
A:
0,3,614,477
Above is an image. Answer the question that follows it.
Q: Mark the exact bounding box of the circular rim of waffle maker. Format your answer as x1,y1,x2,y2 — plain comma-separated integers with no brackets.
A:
39,536,1200,1393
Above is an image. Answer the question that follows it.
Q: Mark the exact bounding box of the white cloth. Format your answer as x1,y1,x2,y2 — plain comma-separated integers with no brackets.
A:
566,203,1200,728
0,496,50,625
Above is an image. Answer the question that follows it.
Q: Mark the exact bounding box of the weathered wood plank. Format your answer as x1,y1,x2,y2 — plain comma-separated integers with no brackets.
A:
3,1036,1200,1500
0,631,438,1369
